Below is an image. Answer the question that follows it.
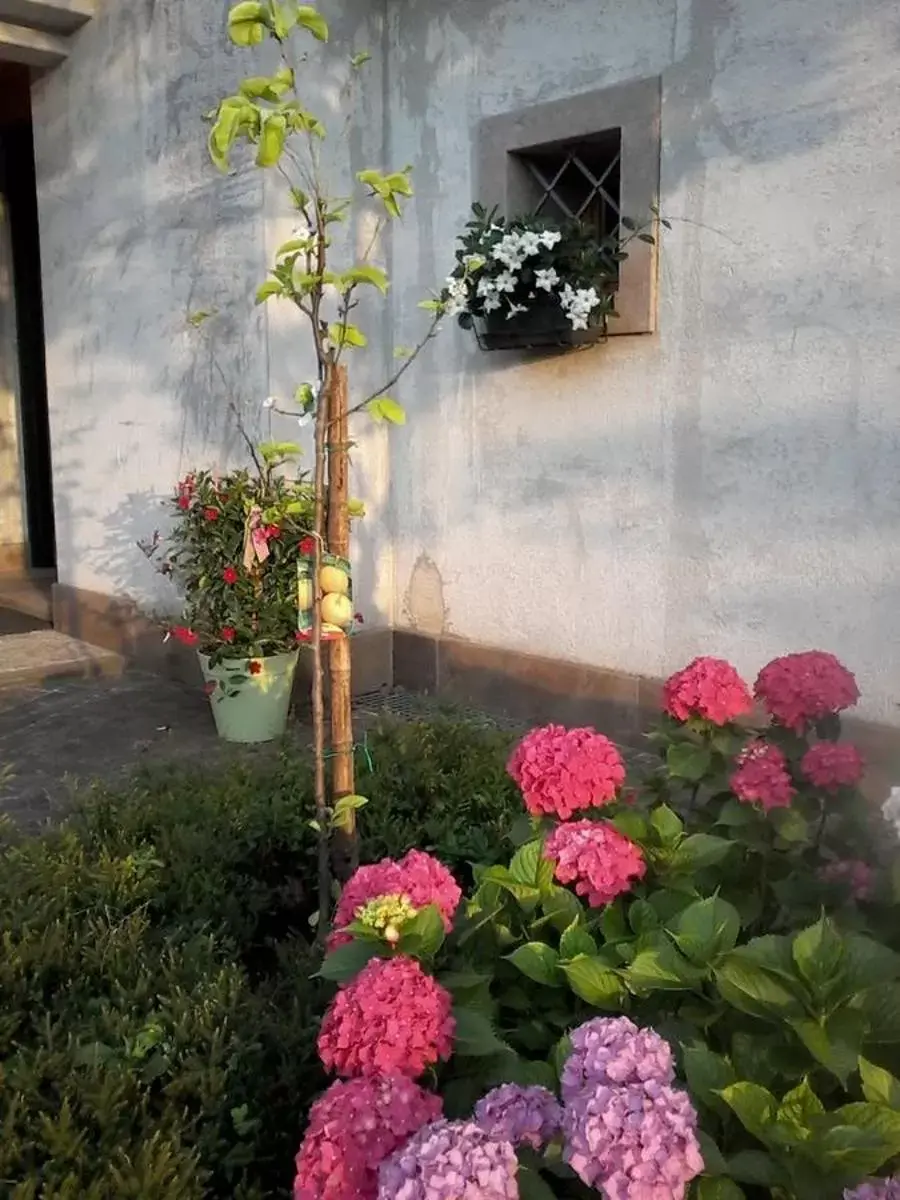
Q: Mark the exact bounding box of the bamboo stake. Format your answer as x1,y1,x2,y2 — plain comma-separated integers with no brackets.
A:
312,365,331,938
326,363,357,876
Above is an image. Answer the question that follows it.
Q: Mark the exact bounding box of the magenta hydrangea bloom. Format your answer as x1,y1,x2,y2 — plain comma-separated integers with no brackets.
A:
730,740,795,811
474,1083,562,1150
293,1074,442,1200
801,741,864,791
544,820,645,908
662,657,753,725
844,1180,900,1200
819,857,874,900
377,1119,518,1200
317,956,454,1078
507,724,626,819
561,1017,675,1102
754,650,860,732
329,849,462,950
563,1079,704,1200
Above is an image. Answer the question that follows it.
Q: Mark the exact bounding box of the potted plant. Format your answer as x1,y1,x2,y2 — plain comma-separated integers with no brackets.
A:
142,445,317,743
443,203,653,350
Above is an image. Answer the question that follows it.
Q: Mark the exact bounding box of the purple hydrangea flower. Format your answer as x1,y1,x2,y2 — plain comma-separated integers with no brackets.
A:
561,1016,675,1102
563,1078,704,1200
845,1182,900,1200
377,1119,518,1200
474,1084,562,1150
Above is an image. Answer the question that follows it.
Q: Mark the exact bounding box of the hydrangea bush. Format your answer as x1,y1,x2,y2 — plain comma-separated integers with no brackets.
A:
297,649,900,1200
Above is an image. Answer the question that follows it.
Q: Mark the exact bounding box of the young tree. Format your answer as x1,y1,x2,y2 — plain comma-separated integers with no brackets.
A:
207,1,446,924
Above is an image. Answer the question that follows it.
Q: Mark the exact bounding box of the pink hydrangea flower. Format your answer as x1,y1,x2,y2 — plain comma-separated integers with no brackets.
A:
754,650,860,732
507,725,626,819
819,858,874,901
377,1119,518,1200
294,1073,442,1200
317,956,454,1078
730,740,795,811
544,820,645,908
801,742,864,791
329,849,462,950
845,1179,900,1199
561,1017,675,1102
662,657,753,725
563,1079,704,1199
474,1083,562,1150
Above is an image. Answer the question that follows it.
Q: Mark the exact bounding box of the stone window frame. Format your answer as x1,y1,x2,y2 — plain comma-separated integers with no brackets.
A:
476,75,661,336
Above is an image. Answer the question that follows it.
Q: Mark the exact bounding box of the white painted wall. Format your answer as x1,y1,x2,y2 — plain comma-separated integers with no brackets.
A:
384,0,900,725
31,0,900,724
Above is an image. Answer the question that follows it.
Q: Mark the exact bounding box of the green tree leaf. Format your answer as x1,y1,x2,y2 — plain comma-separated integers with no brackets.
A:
510,839,553,892
669,833,733,872
541,886,584,933
328,323,367,349
506,943,562,988
815,1103,900,1175
626,942,705,993
776,1078,824,1140
366,397,407,425
479,865,541,906
297,4,329,40
792,915,845,994
715,955,805,1021
669,895,740,965
452,1007,507,1056
227,0,269,46
255,278,284,304
859,1057,900,1107
561,954,626,1008
790,1016,861,1085
650,803,684,844
256,113,287,168
666,742,712,781
340,265,389,294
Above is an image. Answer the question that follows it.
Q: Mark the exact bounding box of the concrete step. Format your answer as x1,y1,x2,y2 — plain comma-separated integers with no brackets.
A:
0,630,124,688
0,570,53,621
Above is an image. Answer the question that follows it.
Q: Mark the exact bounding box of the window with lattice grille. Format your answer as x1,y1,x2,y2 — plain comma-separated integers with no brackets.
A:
477,77,661,335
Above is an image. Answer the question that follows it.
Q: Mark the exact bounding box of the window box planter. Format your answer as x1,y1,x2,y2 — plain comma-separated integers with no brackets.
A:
474,306,608,352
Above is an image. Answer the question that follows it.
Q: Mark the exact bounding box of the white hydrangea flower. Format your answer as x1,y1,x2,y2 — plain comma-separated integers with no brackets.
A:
539,229,562,249
882,786,900,838
517,231,543,257
535,268,559,292
482,294,502,312
477,275,498,298
491,233,527,271
559,283,602,330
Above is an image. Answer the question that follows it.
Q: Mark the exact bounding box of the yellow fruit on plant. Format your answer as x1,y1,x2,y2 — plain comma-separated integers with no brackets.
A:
319,565,350,595
297,578,314,611
321,592,354,628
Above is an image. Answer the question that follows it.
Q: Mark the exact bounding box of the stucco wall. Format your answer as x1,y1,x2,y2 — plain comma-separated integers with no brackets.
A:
384,0,900,725
31,0,900,725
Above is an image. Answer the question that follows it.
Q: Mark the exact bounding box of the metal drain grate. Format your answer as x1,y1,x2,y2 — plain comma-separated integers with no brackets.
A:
351,687,528,734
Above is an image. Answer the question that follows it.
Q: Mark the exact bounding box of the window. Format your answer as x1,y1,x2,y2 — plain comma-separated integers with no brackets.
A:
477,77,661,335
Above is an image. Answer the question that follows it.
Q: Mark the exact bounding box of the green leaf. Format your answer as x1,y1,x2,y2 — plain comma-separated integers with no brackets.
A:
682,1044,736,1110
610,810,649,842
296,4,328,40
817,1102,900,1175
340,265,389,294
227,0,268,46
695,1181,745,1200
366,397,407,425
669,833,733,872
776,1077,824,1139
331,793,368,833
626,943,705,993
452,1007,507,1056
315,938,382,982
726,1149,785,1186
666,741,712,781
843,935,900,993
599,900,629,944
855,982,900,1042
541,886,584,933
550,1033,572,1080
559,918,598,961
792,915,844,993
517,1166,557,1200
258,440,300,462
562,954,627,1008
696,1130,728,1177
790,1016,861,1085
716,797,756,827
506,943,562,988
770,805,809,843
717,1081,778,1144
480,865,541,906
328,322,367,349
714,955,805,1022
510,839,553,892
350,50,372,68
256,279,284,304
669,895,740,966
650,803,684,844
859,1057,900,1107
397,904,445,958
628,898,659,935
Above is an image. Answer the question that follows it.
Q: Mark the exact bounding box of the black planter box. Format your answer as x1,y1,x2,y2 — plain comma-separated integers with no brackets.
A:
474,306,608,352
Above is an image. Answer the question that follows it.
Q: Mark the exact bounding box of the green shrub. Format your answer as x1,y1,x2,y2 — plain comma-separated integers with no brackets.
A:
0,717,519,1197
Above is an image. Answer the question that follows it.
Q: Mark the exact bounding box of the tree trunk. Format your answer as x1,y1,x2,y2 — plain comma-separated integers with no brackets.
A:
326,363,357,878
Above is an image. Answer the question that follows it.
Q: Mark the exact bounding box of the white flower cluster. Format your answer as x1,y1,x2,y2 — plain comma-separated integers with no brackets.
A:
559,283,601,331
882,786,900,839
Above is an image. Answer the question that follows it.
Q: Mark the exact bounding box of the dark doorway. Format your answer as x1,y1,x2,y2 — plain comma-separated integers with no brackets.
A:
0,62,56,573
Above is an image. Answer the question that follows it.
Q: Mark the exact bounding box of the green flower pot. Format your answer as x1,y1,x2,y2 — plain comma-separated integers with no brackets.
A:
199,649,299,743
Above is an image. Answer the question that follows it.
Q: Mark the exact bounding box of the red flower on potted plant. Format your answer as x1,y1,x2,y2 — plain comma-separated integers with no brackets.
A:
222,566,239,585
221,626,236,643
204,507,219,522
170,625,199,647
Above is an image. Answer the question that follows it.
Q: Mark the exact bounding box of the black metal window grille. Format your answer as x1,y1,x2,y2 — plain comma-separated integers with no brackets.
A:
514,129,623,244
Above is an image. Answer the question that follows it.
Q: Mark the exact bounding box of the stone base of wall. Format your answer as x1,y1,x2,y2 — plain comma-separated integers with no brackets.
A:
52,584,899,803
